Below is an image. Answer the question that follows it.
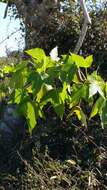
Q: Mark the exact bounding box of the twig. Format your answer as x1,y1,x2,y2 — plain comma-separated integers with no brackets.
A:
0,29,20,46
71,122,101,152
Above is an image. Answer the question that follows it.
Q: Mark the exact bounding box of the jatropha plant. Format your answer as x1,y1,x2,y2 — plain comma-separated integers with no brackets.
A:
1,47,107,133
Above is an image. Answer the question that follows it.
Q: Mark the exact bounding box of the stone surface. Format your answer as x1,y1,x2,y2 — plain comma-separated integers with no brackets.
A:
0,105,26,154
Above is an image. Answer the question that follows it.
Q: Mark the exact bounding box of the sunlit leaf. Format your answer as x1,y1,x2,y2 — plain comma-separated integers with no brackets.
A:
3,65,13,73
25,48,46,62
70,53,93,68
88,72,105,98
49,46,60,62
37,84,53,102
59,82,67,103
89,80,104,98
26,101,36,133
85,55,93,67
90,96,105,119
14,89,22,104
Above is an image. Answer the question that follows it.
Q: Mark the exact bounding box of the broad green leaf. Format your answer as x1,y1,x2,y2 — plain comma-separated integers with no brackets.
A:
70,84,88,108
62,56,74,72
41,89,60,105
10,65,28,89
25,48,46,62
14,89,22,104
26,101,37,133
61,55,77,83
37,84,53,103
10,70,24,88
47,66,61,80
90,96,104,118
70,53,93,68
100,100,107,128
67,64,77,83
42,56,57,71
59,82,67,103
85,55,93,67
70,53,85,67
28,72,43,96
62,56,77,83
54,103,64,119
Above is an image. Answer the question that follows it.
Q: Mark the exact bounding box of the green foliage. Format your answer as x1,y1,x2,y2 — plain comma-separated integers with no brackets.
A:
1,47,107,132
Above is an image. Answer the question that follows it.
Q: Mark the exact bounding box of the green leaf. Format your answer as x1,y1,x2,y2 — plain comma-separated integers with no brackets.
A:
71,53,84,67
62,56,74,72
90,96,105,119
70,53,93,68
14,89,22,104
12,61,28,72
54,103,64,119
28,72,43,96
70,84,88,108
100,100,107,128
36,83,53,103
85,55,93,67
59,82,67,103
41,89,60,105
3,65,13,73
10,70,24,88
62,56,77,83
25,48,46,62
26,101,37,133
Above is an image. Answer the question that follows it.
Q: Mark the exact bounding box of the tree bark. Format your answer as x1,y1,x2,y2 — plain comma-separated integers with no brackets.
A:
11,0,60,51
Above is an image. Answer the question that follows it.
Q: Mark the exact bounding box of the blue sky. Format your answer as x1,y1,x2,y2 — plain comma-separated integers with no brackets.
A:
0,2,25,57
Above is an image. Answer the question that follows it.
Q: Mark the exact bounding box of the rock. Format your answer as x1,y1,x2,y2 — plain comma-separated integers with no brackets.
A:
0,105,26,154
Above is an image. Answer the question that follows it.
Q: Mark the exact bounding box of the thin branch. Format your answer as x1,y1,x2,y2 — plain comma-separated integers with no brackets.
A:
74,0,91,54
80,0,91,24
0,28,20,46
